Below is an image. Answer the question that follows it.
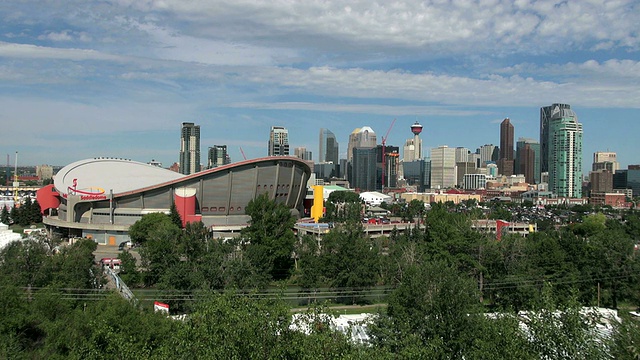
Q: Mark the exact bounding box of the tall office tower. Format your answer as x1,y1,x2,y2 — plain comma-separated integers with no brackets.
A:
319,128,339,165
593,151,620,173
351,147,378,191
268,126,290,156
208,145,230,168
430,145,456,189
179,122,201,175
403,159,430,192
347,127,377,162
590,170,614,194
377,145,400,189
540,103,572,174
546,105,583,197
498,118,515,176
456,161,477,187
403,122,424,162
516,138,541,183
455,147,470,163
347,126,377,184
294,147,312,161
478,144,496,167
519,144,536,184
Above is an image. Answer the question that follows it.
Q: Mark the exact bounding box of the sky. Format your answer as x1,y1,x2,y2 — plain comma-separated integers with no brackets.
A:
0,0,639,173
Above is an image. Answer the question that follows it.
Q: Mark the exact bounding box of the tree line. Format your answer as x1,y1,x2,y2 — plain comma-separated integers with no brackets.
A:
3,192,640,357
1,197,42,227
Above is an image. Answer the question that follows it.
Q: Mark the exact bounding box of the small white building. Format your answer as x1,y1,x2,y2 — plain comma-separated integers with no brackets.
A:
360,191,392,206
0,222,23,250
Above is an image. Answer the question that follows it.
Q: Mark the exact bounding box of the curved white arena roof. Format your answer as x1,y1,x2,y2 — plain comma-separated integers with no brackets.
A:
54,158,186,196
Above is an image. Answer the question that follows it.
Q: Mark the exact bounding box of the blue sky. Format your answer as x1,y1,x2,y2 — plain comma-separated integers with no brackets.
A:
0,0,638,173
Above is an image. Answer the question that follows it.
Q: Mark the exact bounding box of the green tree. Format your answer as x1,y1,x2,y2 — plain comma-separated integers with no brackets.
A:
117,250,140,286
9,204,19,225
323,190,363,223
169,203,183,229
30,199,43,224
370,261,506,357
523,284,608,359
241,193,297,281
128,212,178,245
139,220,181,286
0,205,9,225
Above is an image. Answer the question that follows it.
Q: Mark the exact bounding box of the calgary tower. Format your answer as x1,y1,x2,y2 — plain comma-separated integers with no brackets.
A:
411,122,423,160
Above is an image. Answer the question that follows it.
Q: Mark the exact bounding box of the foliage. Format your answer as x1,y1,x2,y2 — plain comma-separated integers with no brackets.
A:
169,203,183,229
241,193,297,281
0,205,9,224
128,212,178,245
323,190,363,223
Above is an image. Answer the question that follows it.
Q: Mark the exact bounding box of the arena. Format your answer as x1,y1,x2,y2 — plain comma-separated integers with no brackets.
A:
38,157,311,246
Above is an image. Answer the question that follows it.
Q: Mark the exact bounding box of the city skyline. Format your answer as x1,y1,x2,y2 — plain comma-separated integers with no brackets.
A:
0,1,638,170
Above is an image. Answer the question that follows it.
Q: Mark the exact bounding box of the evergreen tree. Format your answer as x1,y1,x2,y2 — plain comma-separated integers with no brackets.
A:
169,203,183,229
9,205,18,225
0,206,9,225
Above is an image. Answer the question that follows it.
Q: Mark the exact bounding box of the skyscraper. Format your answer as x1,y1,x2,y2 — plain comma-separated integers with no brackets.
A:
545,104,583,197
208,145,230,168
268,126,289,156
430,145,456,189
319,128,339,165
294,146,312,161
498,118,514,176
593,151,620,173
540,103,572,174
351,147,378,191
478,144,496,167
347,126,377,184
516,138,540,184
180,122,200,175
347,127,377,162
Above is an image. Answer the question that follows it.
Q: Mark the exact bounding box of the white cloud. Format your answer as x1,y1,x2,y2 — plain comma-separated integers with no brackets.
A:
227,101,489,116
0,41,128,62
111,0,639,54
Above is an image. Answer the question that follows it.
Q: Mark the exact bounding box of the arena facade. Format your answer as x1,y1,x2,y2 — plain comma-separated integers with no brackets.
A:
38,157,311,246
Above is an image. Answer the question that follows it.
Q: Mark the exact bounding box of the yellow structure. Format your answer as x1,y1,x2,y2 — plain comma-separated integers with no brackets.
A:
310,185,324,222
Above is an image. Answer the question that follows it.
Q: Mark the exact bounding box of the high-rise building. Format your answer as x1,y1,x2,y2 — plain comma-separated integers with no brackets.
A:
516,138,541,184
351,147,378,191
430,145,456,189
208,145,230,168
478,144,496,167
268,126,289,156
319,128,339,165
347,126,377,184
294,147,312,161
540,103,572,174
179,122,201,175
455,147,471,163
347,127,377,162
545,105,583,197
593,151,620,173
498,118,514,176
403,159,430,192
590,170,614,194
377,145,399,189
456,161,477,187
403,122,424,162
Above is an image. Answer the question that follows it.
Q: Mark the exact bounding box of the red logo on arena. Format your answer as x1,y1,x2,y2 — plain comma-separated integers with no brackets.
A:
67,179,107,200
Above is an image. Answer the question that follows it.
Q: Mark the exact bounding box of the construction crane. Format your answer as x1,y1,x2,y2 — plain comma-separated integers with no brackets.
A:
239,147,247,161
381,119,396,190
